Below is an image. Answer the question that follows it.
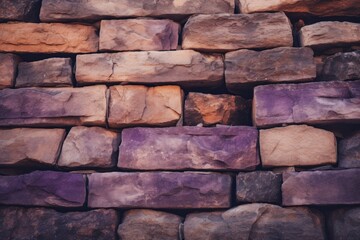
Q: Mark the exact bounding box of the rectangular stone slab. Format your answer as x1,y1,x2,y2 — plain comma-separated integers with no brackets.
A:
88,172,231,209
0,171,86,207
0,86,107,127
0,0,41,21
253,80,360,127
0,53,20,89
118,126,259,171
75,50,224,88
0,22,98,53
182,12,293,52
282,169,360,205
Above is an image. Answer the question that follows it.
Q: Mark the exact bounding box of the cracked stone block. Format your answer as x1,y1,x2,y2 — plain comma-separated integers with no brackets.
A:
0,53,20,89
327,207,360,240
338,130,360,168
0,0,41,21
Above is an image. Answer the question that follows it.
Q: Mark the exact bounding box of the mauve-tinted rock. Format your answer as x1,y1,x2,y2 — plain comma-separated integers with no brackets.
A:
88,172,231,209
282,169,360,206
118,126,259,171
0,171,86,207
0,207,118,240
0,53,20,89
0,0,41,21
253,80,360,127
0,85,107,127
327,207,360,240
118,209,182,240
16,58,72,88
339,131,360,168
184,203,325,240
182,12,293,52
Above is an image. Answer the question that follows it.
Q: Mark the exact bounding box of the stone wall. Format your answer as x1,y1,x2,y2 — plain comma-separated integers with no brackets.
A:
0,0,360,239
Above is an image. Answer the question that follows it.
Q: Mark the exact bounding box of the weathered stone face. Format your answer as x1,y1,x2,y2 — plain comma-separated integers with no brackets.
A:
339,131,360,168
75,50,224,88
118,209,182,240
88,172,231,209
118,126,259,171
0,22,98,53
253,80,360,127
58,126,120,168
0,53,20,89
182,12,293,52
0,207,118,240
0,171,86,207
108,85,183,128
184,203,325,240
0,0,41,21
282,169,360,205
0,86,107,127
327,207,360,240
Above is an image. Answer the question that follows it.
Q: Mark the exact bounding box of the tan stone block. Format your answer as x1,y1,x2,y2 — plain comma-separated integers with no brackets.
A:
0,53,20,89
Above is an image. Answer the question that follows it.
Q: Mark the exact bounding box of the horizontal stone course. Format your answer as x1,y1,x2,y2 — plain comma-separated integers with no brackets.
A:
0,53,20,89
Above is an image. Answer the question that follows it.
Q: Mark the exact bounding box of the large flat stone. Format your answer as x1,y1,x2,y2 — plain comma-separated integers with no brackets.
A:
0,171,86,207
260,125,337,167
75,50,224,88
253,80,360,127
225,47,316,91
0,128,65,167
282,169,360,205
0,22,98,53
88,172,231,209
0,207,118,240
327,207,360,240
0,53,20,89
182,12,293,52
0,85,107,127
108,85,183,128
40,0,234,21
339,131,360,168
184,203,325,240
0,0,41,21
118,126,259,171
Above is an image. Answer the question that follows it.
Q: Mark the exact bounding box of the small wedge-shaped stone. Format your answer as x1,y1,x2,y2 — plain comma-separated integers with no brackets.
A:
108,85,183,128
118,209,182,240
76,50,224,88
100,19,180,51
40,0,234,21
0,207,118,240
0,0,41,21
339,131,360,168
282,169,360,205
0,85,107,127
300,22,360,51
0,171,86,207
0,22,98,53
184,203,325,240
118,126,259,171
327,207,360,240
182,12,293,52
253,80,360,127
88,172,231,208
0,128,65,167
0,53,20,89
260,125,337,167
225,47,316,91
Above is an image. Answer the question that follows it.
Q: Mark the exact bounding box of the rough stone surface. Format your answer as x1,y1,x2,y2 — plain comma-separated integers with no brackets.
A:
184,203,325,240
236,171,282,204
100,19,180,51
0,22,98,53
0,0,41,21
282,169,360,205
0,207,118,240
0,128,65,167
339,131,360,168
40,0,235,21
0,53,20,89
0,85,107,127
182,12,293,52
58,126,120,168
0,171,86,207
253,80,360,127
75,50,224,88
108,85,183,128
118,209,182,240
225,47,316,91
327,207,360,240
118,126,259,171
184,92,250,126
88,172,231,209
260,125,337,167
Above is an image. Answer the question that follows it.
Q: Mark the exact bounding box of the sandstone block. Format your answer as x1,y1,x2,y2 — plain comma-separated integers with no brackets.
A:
327,207,360,240
0,0,41,21
253,80,360,127
339,131,360,168
108,85,183,128
0,22,98,53
182,12,293,52
0,171,86,207
88,172,231,209
75,50,224,88
0,85,107,127
0,53,20,89
118,126,259,171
